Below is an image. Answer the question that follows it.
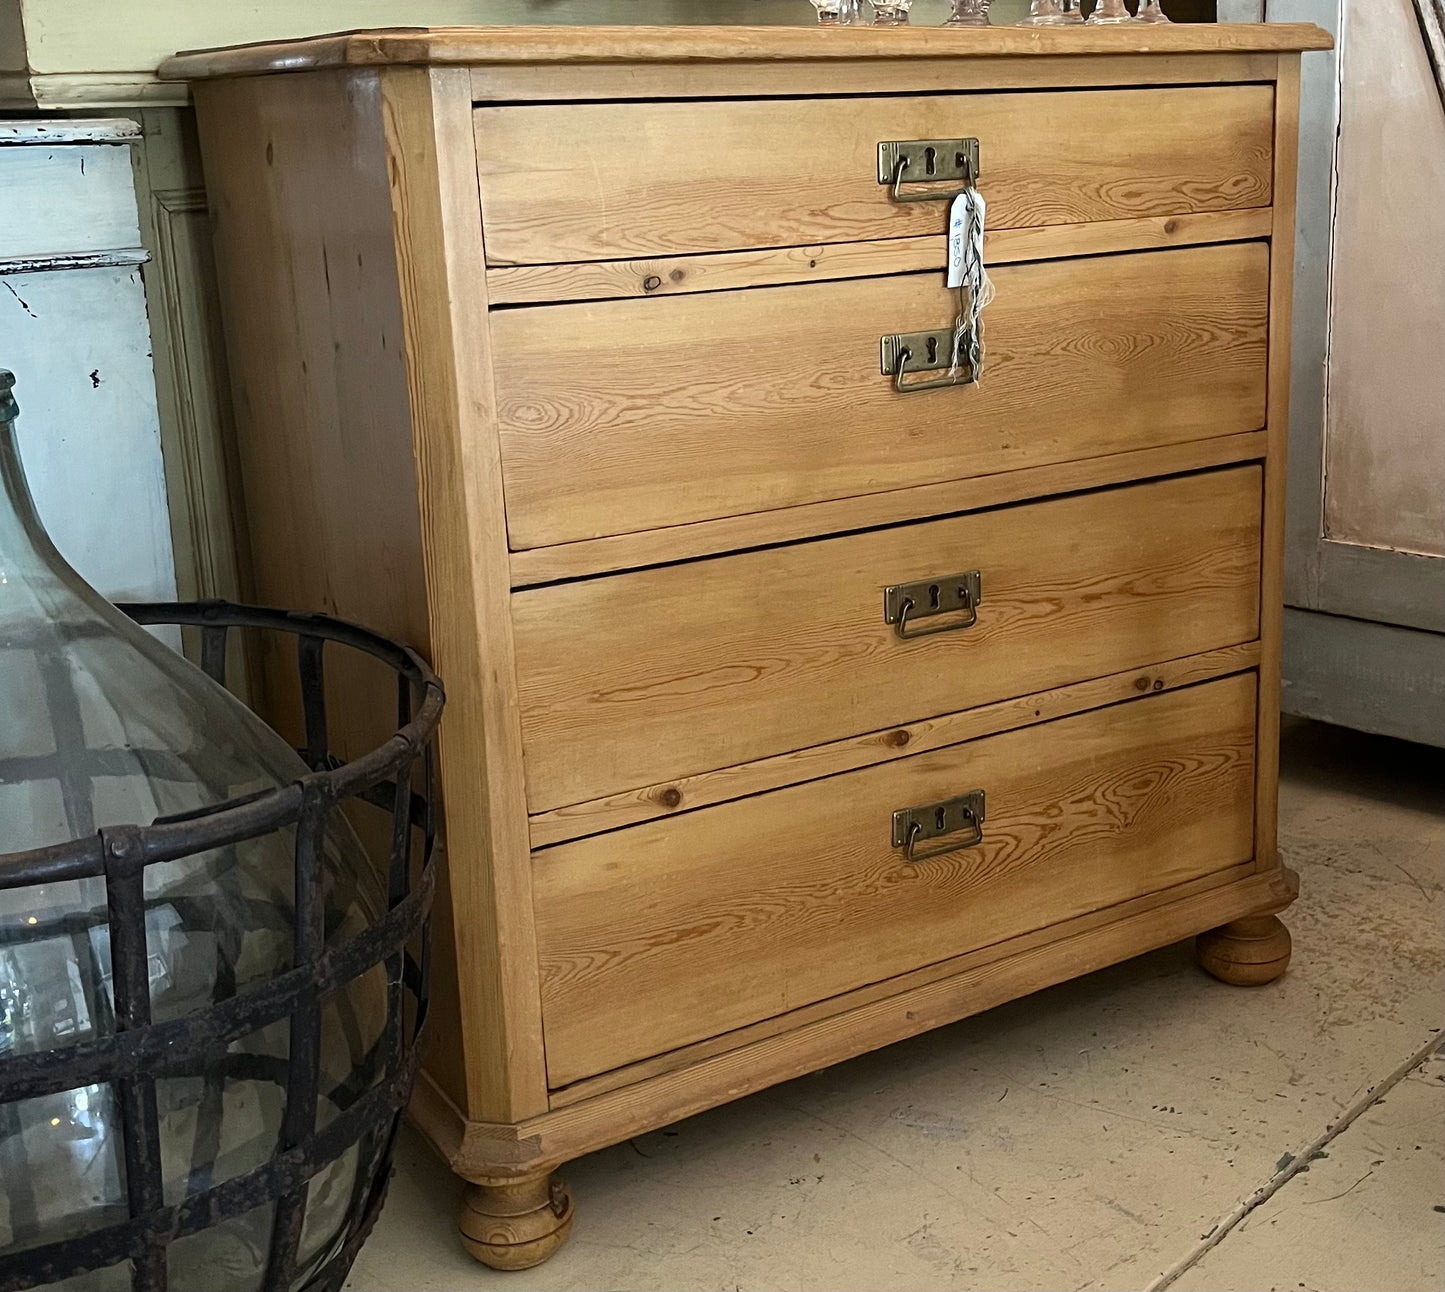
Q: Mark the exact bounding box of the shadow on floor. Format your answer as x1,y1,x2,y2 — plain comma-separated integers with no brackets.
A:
1281,714,1444,814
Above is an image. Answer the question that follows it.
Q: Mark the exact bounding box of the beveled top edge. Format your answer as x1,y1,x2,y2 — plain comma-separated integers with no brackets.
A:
159,22,1332,81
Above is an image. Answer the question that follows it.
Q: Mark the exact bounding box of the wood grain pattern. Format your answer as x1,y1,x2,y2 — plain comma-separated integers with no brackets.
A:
190,67,549,1127
414,866,1298,1176
507,431,1267,588
513,465,1262,812
547,858,1258,1108
527,641,1261,848
474,86,1273,265
458,1174,574,1271
468,52,1282,104
1256,53,1301,873
160,24,1333,81
534,674,1259,1087
485,208,1274,307
186,68,454,1081
377,66,549,1121
494,242,1269,548
181,33,1314,1218
1196,913,1292,986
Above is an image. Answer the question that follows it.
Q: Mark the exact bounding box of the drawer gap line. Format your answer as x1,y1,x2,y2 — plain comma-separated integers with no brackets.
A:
487,224,1275,307
528,644,1261,851
510,448,1269,591
470,77,1277,114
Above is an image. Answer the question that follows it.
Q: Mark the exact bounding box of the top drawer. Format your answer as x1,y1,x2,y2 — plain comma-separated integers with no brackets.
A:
473,84,1274,265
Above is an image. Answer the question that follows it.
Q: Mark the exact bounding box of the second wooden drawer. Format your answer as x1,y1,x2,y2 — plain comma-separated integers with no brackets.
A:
513,465,1262,812
493,242,1269,547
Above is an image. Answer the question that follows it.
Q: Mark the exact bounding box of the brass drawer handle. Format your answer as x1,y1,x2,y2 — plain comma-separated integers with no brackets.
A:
879,329,978,395
878,138,981,204
883,571,982,640
892,791,986,863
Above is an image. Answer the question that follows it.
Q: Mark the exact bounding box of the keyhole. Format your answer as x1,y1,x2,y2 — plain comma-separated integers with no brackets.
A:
928,583,941,608
924,146,937,176
935,807,946,831
925,336,938,364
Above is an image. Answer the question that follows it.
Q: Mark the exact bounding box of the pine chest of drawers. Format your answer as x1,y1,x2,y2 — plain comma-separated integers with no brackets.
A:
165,20,1331,1269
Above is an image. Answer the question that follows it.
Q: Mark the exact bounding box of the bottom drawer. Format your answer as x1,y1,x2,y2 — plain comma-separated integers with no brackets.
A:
534,672,1258,1087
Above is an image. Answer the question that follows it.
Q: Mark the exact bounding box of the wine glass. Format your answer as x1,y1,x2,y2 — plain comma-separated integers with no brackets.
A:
873,0,912,23
1134,0,1171,21
944,0,992,23
1017,0,1067,23
1086,0,1132,22
1059,0,1084,20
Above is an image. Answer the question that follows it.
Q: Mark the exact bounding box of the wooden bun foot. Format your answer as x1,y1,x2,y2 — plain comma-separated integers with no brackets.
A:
459,1172,574,1270
1196,914,1292,986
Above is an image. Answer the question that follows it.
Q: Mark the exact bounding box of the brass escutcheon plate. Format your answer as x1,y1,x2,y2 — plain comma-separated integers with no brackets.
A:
879,328,957,377
876,138,981,186
883,570,983,627
891,790,987,851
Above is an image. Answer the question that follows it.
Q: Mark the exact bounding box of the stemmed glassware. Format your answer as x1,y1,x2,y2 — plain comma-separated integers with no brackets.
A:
1018,0,1067,23
810,0,868,24
872,0,913,24
1085,0,1133,21
943,0,992,24
812,0,1167,33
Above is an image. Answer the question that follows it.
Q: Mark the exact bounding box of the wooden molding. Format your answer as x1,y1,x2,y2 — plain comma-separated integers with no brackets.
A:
0,118,141,143
146,186,245,604
1253,51,1301,872
161,23,1333,81
22,72,190,109
410,865,1299,1180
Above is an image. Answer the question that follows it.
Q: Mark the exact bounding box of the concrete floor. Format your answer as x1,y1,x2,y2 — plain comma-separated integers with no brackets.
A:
348,717,1445,1292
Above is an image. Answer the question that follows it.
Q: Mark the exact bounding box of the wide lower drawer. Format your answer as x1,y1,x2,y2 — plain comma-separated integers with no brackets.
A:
513,465,1262,812
474,85,1273,265
535,672,1258,1087
493,242,1269,548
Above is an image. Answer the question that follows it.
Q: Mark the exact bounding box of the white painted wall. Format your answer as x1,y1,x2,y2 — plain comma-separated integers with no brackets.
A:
0,122,178,606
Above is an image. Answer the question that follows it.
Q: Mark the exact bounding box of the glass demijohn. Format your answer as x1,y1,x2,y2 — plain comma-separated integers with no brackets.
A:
0,369,388,1291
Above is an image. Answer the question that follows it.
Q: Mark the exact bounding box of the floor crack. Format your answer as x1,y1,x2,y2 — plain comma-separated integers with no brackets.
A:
1143,1031,1445,1292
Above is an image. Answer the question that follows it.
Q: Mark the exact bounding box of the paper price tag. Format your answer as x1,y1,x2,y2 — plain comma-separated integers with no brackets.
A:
947,188,987,290
947,190,970,290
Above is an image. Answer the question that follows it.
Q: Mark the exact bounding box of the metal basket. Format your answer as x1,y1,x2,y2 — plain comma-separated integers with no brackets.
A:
0,602,443,1292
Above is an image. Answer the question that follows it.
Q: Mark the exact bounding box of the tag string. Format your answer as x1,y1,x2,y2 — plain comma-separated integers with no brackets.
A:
946,184,993,381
